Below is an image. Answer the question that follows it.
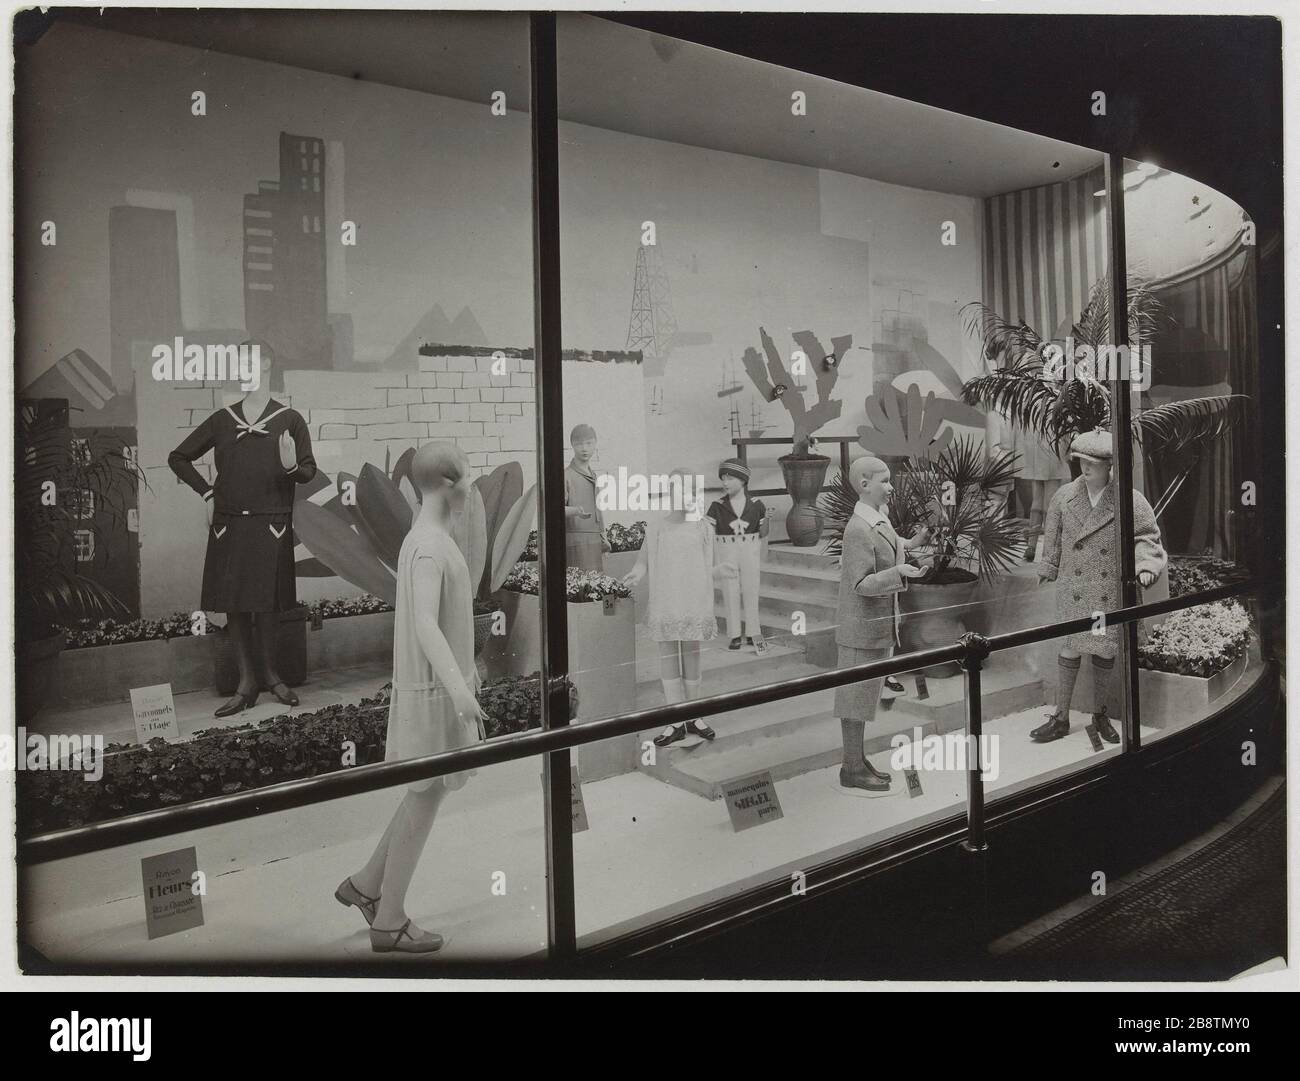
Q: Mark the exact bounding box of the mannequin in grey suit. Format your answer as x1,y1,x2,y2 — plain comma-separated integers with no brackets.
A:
834,456,931,793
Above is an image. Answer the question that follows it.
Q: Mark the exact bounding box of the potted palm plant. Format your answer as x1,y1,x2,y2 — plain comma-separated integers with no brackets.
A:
15,402,144,719
821,432,1026,677
742,326,854,546
959,274,1247,507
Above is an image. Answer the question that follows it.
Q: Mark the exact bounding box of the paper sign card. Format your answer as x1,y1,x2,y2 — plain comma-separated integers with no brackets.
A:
569,766,589,833
904,768,924,798
722,771,784,832
603,595,617,615
1085,723,1105,753
130,683,180,744
141,847,204,940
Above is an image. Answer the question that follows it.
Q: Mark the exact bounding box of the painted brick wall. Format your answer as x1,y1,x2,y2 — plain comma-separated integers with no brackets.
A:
283,352,537,485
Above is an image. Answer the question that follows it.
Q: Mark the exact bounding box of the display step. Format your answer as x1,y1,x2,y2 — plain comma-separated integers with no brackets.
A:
639,665,1046,801
635,639,823,708
878,665,1046,731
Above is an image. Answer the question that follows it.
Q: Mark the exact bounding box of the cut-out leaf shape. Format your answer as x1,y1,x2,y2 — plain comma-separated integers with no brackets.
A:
356,463,413,568
473,461,523,594
397,475,419,515
293,501,397,606
390,446,416,493
451,485,488,592
336,471,388,563
857,384,954,460
490,484,537,592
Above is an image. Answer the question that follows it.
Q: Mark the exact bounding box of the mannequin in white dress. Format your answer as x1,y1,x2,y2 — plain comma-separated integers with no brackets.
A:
335,443,487,954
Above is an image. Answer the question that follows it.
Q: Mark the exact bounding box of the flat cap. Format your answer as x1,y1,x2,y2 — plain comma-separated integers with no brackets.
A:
1068,428,1113,462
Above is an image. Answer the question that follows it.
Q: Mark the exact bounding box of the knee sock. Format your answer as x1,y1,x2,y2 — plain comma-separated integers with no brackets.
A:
840,718,865,771
1091,653,1115,717
1056,654,1082,715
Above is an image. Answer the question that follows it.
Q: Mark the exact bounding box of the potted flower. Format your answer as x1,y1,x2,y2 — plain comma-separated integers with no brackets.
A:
1137,599,1254,721
742,326,854,546
492,562,636,780
15,403,144,719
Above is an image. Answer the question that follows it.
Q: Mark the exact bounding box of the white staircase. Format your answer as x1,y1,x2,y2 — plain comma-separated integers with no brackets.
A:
630,541,1048,800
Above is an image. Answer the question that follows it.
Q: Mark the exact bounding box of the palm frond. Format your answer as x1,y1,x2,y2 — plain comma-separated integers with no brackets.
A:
959,302,1047,368
959,358,1059,442
1134,395,1248,457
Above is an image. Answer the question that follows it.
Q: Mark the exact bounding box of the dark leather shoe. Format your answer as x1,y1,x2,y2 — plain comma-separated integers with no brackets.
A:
215,691,258,718
728,637,743,651
884,676,905,696
654,724,687,747
862,758,893,784
688,720,716,742
266,681,299,707
1093,710,1120,744
1030,709,1069,743
839,767,891,794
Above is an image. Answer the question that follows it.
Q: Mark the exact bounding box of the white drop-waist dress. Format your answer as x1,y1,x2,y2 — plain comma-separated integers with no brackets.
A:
384,525,483,793
644,515,719,643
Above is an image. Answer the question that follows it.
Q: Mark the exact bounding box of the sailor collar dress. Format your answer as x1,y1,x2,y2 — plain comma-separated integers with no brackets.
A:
168,397,317,613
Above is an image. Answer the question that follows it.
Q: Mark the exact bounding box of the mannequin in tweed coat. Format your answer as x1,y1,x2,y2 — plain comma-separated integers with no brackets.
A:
1032,430,1167,744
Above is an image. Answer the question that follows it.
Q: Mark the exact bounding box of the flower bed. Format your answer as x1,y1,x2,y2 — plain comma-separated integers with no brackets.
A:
484,566,637,780
1137,599,1253,677
1168,556,1248,599
59,612,200,650
520,521,646,562
604,520,646,553
501,562,631,602
57,595,394,649
18,674,576,835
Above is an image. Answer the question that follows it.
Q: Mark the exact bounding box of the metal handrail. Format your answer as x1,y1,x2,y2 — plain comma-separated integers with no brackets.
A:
17,576,1267,865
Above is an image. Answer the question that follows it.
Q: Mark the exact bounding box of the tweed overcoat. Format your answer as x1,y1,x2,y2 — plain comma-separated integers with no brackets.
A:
835,511,908,650
1038,477,1167,658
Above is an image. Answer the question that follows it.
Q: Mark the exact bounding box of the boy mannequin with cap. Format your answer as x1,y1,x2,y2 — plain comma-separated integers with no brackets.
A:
834,456,932,793
706,458,771,653
563,424,610,572
1032,429,1166,744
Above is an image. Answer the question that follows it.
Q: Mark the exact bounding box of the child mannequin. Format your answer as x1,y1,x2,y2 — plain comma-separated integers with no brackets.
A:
564,423,610,572
834,456,932,793
706,458,771,654
335,442,487,954
1031,429,1166,745
623,467,738,747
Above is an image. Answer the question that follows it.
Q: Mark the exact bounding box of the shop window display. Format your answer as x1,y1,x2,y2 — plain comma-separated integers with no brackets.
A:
12,10,1275,968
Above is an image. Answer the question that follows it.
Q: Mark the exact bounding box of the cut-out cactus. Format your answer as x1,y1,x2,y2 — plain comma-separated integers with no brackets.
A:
742,326,853,457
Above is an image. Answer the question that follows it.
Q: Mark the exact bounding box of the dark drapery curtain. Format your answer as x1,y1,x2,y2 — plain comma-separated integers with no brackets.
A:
1140,244,1258,564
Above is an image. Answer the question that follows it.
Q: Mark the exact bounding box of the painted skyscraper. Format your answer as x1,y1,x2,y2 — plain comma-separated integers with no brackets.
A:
242,132,332,370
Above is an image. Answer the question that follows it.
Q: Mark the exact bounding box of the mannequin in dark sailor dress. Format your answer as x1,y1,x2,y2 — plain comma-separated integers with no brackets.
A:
168,347,317,716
